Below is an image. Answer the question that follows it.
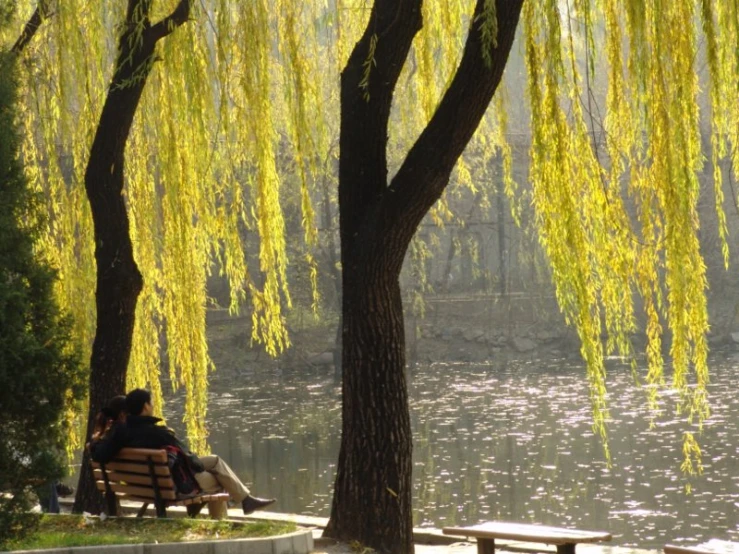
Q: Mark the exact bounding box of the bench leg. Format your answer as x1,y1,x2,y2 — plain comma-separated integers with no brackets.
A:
155,501,167,518
207,500,228,520
136,503,149,517
105,492,118,517
557,544,576,554
477,538,495,554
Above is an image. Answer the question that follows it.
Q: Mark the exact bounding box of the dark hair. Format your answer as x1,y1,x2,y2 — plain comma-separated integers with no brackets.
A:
92,395,127,440
102,395,126,420
125,388,151,416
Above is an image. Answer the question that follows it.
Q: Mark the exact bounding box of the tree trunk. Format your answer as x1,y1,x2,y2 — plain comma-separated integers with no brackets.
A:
326,264,413,552
324,2,422,550
325,1,523,552
73,0,191,513
319,174,343,376
441,230,457,293
10,1,50,55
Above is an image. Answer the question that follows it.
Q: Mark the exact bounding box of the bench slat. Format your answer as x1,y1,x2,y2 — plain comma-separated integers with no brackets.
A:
91,461,170,476
443,522,612,545
97,481,177,501
170,493,230,506
115,448,168,463
90,447,230,519
113,492,229,506
93,469,175,489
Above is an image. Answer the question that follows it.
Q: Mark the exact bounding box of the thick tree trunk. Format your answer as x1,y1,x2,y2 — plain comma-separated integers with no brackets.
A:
326,265,413,552
325,1,523,552
73,0,190,513
324,2,422,551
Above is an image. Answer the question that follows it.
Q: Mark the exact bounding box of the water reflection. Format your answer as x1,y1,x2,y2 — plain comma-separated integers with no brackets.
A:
161,358,739,548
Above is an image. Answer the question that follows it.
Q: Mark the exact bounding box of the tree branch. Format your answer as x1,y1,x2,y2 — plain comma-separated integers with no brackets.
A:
384,0,524,238
148,0,191,43
338,0,422,256
11,1,50,55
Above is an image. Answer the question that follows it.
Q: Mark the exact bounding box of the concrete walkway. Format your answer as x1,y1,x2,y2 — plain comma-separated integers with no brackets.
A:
243,510,659,554
59,499,661,554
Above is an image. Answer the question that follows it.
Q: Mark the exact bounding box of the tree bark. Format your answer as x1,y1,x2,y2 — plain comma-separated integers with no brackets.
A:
10,1,50,55
73,0,190,514
325,1,523,552
324,2,422,551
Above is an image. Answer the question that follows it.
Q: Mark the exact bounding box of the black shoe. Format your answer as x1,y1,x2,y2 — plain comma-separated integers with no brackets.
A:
186,503,205,517
241,495,276,515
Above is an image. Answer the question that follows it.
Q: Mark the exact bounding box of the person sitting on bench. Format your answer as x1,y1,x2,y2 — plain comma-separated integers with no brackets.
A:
89,395,127,462
91,388,275,515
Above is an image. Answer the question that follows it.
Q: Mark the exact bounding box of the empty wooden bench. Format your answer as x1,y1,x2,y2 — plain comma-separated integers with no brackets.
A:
443,522,612,554
91,447,230,519
665,540,739,554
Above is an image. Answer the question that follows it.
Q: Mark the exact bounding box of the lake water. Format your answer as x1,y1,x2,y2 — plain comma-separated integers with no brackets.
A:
161,355,739,548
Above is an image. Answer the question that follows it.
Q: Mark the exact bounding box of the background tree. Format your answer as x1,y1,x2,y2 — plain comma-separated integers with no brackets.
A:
3,1,327,469
0,39,84,547
71,0,195,513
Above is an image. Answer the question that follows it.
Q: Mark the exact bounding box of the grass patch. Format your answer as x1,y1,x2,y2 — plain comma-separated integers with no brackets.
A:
5,513,297,550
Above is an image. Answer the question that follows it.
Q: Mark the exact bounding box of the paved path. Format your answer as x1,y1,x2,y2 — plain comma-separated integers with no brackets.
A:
60,498,661,554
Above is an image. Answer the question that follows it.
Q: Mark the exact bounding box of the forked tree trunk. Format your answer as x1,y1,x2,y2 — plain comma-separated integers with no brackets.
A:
73,0,191,513
325,1,523,552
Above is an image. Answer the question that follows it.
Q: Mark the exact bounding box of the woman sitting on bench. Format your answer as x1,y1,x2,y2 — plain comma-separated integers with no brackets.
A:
91,389,275,515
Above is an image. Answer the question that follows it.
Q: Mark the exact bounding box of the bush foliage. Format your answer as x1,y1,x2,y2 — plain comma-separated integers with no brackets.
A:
0,51,85,547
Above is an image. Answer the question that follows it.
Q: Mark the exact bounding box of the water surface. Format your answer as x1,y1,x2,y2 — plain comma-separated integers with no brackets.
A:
162,356,739,548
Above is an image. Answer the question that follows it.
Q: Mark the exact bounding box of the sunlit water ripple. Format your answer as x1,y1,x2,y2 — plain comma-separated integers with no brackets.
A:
160,356,739,548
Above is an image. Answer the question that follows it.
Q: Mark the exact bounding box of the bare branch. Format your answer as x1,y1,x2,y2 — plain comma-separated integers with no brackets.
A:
11,1,50,55
385,0,524,229
148,0,191,43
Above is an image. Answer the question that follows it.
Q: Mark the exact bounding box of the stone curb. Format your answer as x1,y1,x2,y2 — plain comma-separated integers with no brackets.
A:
4,528,314,554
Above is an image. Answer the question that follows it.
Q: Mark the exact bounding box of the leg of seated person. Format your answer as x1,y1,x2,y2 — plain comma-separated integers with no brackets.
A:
196,455,250,503
194,467,221,495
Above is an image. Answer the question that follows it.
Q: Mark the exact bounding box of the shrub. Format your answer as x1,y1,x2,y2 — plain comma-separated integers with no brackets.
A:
0,50,85,547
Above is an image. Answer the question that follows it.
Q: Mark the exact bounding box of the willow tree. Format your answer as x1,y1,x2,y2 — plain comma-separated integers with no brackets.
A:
323,1,523,551
324,0,739,552
72,0,198,512
5,0,326,512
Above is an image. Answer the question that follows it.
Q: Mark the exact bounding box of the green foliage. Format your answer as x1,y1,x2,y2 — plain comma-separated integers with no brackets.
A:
0,52,85,548
0,2,13,27
521,0,730,470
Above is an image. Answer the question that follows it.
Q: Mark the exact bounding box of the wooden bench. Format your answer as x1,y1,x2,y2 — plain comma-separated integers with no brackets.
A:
443,522,612,554
665,540,739,554
91,447,230,519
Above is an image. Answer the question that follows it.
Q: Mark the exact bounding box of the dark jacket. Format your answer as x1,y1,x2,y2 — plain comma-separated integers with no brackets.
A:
89,421,129,464
90,415,204,473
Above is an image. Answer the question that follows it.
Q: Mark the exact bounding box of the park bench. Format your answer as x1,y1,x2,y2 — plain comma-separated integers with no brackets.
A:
91,447,230,519
443,522,612,554
665,540,739,554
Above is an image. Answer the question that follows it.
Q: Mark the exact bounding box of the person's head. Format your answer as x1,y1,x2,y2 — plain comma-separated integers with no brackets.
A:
125,388,153,417
102,395,127,422
92,395,127,439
